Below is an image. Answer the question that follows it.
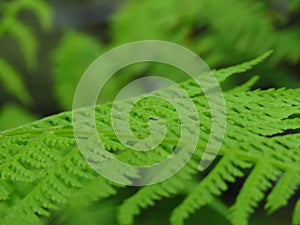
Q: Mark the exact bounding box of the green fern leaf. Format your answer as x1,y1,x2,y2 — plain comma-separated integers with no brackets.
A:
229,162,281,225
214,50,273,82
171,155,251,225
266,168,300,213
0,52,299,225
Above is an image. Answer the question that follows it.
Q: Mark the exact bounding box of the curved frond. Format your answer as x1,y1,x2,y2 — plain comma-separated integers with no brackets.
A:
0,53,299,225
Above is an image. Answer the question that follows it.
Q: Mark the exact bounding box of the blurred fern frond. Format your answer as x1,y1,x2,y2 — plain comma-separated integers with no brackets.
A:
111,0,300,87
0,0,52,104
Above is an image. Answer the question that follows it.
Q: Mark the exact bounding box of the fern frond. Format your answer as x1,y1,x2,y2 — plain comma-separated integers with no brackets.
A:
0,58,32,105
214,50,273,82
178,51,270,96
0,53,299,225
170,155,251,225
0,180,9,201
51,31,103,109
228,76,260,93
111,0,300,89
7,20,37,69
20,0,52,31
0,0,52,105
0,0,51,69
266,167,300,213
69,176,120,206
229,162,281,225
118,165,197,225
0,147,116,225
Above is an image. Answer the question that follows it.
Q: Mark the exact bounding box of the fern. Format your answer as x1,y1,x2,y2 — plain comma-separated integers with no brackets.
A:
51,30,104,110
0,58,32,105
0,0,52,104
111,0,300,87
0,53,299,225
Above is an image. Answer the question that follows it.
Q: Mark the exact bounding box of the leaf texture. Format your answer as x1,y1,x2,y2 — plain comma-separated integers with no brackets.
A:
0,53,299,225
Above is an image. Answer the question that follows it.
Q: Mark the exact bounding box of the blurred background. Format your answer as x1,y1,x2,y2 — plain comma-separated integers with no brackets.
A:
0,0,300,224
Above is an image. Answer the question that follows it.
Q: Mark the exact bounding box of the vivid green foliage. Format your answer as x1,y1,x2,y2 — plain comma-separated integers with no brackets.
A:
0,0,300,225
0,53,299,225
